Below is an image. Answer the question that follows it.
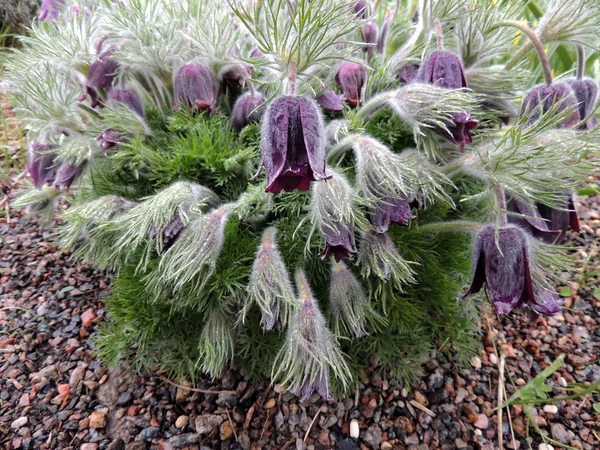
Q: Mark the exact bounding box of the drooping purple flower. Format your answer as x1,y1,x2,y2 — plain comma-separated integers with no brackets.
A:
290,372,332,403
506,194,560,243
257,95,329,193
249,48,264,58
27,141,57,189
86,47,120,108
219,64,252,110
316,89,345,113
369,195,414,233
96,128,125,153
377,12,393,54
334,63,367,107
231,92,265,134
397,63,420,84
361,22,377,59
433,111,478,151
565,77,598,130
39,0,65,22
415,50,467,89
352,0,371,18
537,194,581,243
463,224,560,315
54,161,86,190
173,63,218,113
329,260,369,338
108,88,145,117
519,83,580,129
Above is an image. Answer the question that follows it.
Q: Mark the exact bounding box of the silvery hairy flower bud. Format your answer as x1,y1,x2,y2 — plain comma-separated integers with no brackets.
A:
54,160,86,190
27,141,57,190
257,95,328,193
519,83,580,129
316,89,345,113
273,269,350,402
311,171,357,262
415,50,477,149
86,46,120,108
39,0,65,22
173,63,218,113
357,228,415,287
231,92,265,134
377,12,393,54
565,77,598,130
506,194,559,243
109,88,145,118
244,227,296,330
334,62,367,107
463,224,561,315
329,260,368,338
536,193,581,243
362,22,377,59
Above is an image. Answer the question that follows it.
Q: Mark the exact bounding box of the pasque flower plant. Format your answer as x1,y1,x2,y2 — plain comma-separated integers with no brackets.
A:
6,0,600,398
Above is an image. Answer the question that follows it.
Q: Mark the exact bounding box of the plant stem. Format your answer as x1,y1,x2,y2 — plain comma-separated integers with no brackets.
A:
433,18,444,50
496,184,507,227
505,42,533,71
417,220,484,233
495,20,552,86
287,61,297,95
576,44,585,81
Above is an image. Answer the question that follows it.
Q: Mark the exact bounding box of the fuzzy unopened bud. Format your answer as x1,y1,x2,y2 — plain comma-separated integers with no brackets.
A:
54,160,86,190
565,77,598,130
519,83,580,129
334,62,367,107
109,88,145,118
173,63,218,113
27,141,57,189
258,95,328,193
463,224,561,315
369,195,414,233
377,12,393,54
245,227,296,330
329,260,368,338
357,229,415,287
311,171,357,262
273,269,350,402
362,22,377,59
86,47,120,107
231,92,265,133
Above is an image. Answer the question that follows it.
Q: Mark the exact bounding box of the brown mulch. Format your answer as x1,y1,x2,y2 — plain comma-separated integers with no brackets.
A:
1,95,599,450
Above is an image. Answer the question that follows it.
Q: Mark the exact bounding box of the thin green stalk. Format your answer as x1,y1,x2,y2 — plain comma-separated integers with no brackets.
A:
416,220,484,233
576,44,585,81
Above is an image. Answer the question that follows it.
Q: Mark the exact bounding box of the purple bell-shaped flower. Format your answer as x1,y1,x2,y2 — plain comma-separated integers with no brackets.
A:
173,63,218,113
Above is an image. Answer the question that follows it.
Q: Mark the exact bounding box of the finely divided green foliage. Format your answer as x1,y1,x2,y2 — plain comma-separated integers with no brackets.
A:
8,0,600,396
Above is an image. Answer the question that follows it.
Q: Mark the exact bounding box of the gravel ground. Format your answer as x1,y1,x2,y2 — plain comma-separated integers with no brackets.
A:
1,94,599,450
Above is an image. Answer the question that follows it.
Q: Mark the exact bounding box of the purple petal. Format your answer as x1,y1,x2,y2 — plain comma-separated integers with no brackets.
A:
54,161,86,190
27,142,57,189
109,88,145,117
566,77,598,130
319,224,357,262
231,92,265,133
316,89,345,112
173,63,218,113
334,63,367,107
462,224,489,299
39,0,65,22
519,83,581,129
87,47,120,96
415,50,467,89
432,111,478,150
369,196,414,233
377,12,393,54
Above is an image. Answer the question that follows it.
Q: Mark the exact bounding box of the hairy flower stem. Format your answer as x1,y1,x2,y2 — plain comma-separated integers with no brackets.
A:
417,220,484,233
288,61,297,95
495,20,552,86
577,44,585,81
496,184,508,227
433,18,444,50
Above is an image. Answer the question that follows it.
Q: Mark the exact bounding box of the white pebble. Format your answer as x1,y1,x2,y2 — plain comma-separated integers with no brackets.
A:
543,405,558,414
558,377,567,388
471,356,482,369
350,419,360,439
489,353,498,365
474,429,482,436
11,417,28,429
539,444,554,450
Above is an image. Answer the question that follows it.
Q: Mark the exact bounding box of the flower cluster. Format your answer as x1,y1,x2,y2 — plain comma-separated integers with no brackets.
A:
7,0,599,401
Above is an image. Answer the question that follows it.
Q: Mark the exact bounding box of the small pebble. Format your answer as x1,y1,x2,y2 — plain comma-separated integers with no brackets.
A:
543,405,558,414
175,415,189,429
558,377,567,388
350,419,360,439
489,353,498,365
539,445,554,450
471,356,482,369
